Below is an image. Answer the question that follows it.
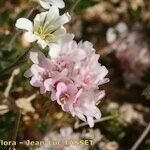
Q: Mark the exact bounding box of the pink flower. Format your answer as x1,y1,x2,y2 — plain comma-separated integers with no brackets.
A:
24,50,56,94
56,82,78,111
73,90,105,128
74,53,109,89
25,35,109,127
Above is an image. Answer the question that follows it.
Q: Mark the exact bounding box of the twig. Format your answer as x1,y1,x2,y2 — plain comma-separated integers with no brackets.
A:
0,48,30,75
8,8,35,51
11,109,22,148
74,115,117,129
130,123,150,150
4,68,20,98
70,0,81,14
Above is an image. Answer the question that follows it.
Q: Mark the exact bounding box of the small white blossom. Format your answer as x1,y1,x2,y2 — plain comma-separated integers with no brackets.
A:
116,22,128,34
106,28,117,44
15,6,71,49
38,0,65,9
106,22,128,43
15,94,36,114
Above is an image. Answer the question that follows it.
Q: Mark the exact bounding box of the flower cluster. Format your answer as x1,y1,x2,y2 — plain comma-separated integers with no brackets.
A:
33,127,89,150
16,0,109,127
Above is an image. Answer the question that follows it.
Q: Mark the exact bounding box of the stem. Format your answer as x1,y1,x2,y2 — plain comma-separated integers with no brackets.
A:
11,109,22,148
130,123,150,150
74,115,117,129
70,0,81,14
0,49,29,75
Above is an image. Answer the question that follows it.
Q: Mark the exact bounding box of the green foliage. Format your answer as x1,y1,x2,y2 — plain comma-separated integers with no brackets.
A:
0,112,15,140
36,119,50,134
75,0,97,13
64,0,98,13
104,108,126,141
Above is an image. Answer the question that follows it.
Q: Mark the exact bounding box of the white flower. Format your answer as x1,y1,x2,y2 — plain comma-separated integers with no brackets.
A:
106,22,128,44
116,22,128,34
106,28,117,44
38,0,65,9
15,6,71,49
15,94,36,114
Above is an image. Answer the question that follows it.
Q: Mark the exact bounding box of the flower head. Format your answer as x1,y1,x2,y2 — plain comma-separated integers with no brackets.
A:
25,35,109,127
15,6,70,48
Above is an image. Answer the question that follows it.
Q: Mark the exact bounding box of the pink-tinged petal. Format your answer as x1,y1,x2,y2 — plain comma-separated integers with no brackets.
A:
94,108,101,119
40,59,53,70
24,69,32,78
67,84,78,96
30,77,43,87
87,116,94,128
61,69,68,76
51,90,57,101
78,106,95,117
74,108,86,122
44,79,53,91
40,86,46,94
15,18,33,31
29,51,45,64
30,64,45,75
96,90,105,102
95,66,108,83
56,82,67,100
75,89,83,100
82,41,94,51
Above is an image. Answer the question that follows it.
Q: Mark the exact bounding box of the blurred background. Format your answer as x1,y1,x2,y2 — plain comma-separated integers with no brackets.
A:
0,0,150,150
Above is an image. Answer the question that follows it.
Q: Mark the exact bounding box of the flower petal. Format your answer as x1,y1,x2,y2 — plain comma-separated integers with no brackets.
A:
87,116,94,128
37,39,47,49
39,0,50,9
15,18,33,31
24,69,32,78
29,50,45,64
50,27,66,43
39,0,65,9
50,0,65,8
44,78,52,91
49,43,61,58
24,32,37,43
46,6,59,22
53,12,71,28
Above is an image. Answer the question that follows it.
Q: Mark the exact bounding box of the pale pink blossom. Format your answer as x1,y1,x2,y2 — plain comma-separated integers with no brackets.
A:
72,90,105,127
24,50,56,94
25,36,109,127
